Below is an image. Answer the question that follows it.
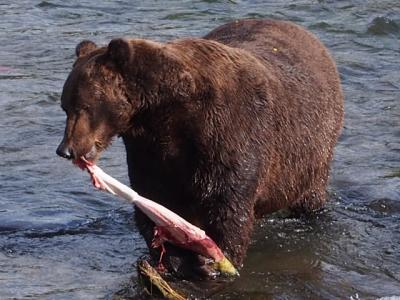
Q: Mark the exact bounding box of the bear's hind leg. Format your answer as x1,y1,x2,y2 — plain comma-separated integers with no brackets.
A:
288,187,327,216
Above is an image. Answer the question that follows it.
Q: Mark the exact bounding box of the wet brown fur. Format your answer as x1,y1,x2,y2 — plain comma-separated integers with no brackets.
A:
58,19,344,273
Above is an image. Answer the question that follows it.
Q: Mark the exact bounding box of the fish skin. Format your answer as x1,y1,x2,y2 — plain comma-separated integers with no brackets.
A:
76,158,238,277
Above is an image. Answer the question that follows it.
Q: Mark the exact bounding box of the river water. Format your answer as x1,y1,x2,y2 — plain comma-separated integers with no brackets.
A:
0,1,399,299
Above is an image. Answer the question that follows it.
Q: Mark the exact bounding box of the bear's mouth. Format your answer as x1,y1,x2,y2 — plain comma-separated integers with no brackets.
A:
72,145,98,165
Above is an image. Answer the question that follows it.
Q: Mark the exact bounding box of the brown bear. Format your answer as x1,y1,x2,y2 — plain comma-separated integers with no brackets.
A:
56,19,343,277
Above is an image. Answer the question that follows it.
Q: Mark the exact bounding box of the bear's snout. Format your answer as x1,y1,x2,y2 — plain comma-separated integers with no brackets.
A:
56,141,74,160
56,138,98,162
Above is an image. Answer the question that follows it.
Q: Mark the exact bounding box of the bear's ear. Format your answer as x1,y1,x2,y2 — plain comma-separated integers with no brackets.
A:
107,38,133,69
75,40,97,58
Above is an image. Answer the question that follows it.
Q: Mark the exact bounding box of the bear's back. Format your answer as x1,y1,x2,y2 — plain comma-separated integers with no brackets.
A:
204,19,334,77
205,20,340,99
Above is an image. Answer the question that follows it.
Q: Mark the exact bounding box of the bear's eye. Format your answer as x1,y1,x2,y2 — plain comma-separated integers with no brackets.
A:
78,104,91,112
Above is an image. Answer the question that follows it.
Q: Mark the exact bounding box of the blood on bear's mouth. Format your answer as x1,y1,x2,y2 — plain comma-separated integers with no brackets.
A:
72,157,104,189
73,157,92,170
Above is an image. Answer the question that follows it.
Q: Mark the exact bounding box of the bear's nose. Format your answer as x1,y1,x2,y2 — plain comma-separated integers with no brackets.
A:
56,143,74,159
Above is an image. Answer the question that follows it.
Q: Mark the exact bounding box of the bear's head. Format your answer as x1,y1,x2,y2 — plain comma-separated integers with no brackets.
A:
56,38,195,162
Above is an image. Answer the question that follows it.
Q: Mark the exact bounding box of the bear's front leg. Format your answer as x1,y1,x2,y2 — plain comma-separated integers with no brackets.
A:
201,189,257,269
190,159,260,272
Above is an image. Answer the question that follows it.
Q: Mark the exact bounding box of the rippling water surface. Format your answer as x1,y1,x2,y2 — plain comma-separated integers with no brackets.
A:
0,1,399,299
